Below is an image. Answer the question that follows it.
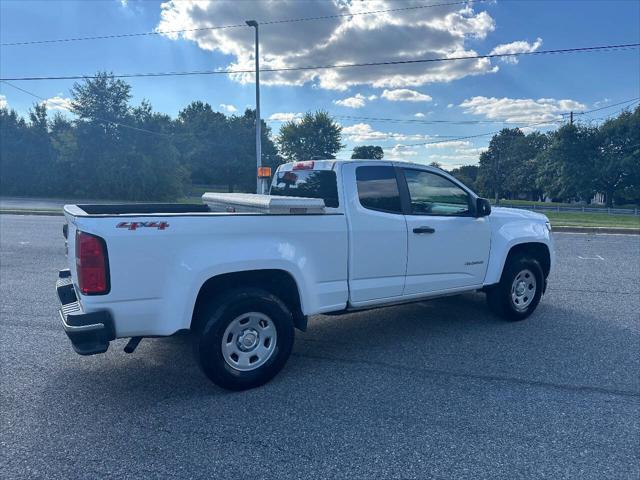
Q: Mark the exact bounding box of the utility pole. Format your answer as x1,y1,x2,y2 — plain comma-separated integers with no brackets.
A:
494,149,500,205
570,111,574,125
246,20,262,194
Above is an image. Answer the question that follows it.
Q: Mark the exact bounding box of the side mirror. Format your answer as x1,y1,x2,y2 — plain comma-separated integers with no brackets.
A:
476,197,491,217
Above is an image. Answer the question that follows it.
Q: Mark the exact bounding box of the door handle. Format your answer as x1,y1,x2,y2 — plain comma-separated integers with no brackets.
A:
413,226,435,234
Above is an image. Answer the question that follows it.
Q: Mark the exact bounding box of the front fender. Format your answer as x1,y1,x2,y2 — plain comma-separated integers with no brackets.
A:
484,219,554,285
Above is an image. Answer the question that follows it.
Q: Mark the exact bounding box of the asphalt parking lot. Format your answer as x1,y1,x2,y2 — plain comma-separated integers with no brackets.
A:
1,214,638,479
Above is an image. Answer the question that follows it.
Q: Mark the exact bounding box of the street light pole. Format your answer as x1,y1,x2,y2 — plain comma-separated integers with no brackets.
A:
246,20,262,194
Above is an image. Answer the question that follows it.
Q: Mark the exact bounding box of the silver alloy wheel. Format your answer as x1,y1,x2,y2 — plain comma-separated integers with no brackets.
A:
510,269,537,312
221,312,277,372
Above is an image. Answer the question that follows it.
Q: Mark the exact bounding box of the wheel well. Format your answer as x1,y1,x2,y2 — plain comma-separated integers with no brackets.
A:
505,242,551,278
191,270,307,331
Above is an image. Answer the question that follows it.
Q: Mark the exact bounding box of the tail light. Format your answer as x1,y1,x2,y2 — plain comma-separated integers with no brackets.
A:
76,231,110,295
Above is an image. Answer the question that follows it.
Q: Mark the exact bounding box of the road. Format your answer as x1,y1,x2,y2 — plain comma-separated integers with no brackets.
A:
1,214,638,479
0,196,124,212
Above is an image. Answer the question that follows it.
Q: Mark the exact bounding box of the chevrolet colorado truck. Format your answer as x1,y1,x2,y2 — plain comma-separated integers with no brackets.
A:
57,160,554,390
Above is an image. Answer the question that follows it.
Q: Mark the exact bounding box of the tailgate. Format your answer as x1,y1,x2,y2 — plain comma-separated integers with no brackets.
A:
62,206,80,281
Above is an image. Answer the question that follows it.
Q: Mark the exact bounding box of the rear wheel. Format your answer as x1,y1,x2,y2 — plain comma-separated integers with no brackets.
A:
193,288,295,390
486,255,544,321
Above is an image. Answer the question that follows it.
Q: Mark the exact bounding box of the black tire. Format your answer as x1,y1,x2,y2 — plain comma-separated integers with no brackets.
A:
193,287,295,391
486,254,544,321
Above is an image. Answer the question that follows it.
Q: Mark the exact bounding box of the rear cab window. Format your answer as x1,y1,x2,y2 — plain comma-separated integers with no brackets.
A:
355,166,402,214
270,165,339,208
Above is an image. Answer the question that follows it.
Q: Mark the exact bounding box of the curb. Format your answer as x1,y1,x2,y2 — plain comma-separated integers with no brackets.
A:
0,209,63,216
553,226,640,235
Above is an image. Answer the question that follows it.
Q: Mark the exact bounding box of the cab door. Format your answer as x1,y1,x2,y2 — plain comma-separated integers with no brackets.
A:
341,163,408,305
398,167,491,296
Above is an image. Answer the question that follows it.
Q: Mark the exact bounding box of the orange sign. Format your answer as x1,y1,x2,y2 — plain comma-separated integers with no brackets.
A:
257,166,272,178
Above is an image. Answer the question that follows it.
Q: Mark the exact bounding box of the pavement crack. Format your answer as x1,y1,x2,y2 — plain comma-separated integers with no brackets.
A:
550,288,640,295
292,352,640,400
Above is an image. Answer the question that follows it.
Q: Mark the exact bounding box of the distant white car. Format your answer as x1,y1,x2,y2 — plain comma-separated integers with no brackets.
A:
57,159,554,390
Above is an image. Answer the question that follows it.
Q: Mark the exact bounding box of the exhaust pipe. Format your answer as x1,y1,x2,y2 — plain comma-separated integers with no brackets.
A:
124,336,143,354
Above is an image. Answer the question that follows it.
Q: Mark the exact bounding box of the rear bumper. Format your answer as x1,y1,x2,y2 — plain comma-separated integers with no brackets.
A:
56,269,115,355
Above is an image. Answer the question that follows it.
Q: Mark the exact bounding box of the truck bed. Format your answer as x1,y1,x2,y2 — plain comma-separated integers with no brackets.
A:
75,203,210,215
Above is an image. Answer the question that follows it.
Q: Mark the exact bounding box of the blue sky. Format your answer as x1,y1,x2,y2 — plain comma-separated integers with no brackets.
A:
1,0,639,167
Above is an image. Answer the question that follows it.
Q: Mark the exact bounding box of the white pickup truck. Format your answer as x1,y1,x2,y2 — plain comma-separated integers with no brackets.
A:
57,160,554,390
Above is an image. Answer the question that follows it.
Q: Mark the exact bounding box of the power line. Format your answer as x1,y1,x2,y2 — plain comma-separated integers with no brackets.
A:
0,80,173,137
401,118,564,148
573,97,640,115
399,100,640,148
2,43,637,82
266,97,640,127
3,80,635,142
577,100,640,123
269,115,529,125
0,1,472,47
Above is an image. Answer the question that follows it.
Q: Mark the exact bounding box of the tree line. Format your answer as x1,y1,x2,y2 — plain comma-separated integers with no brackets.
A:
1,73,638,205
1,74,284,200
451,108,639,206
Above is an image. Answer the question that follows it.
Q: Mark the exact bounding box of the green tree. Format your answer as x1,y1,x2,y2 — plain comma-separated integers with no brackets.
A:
174,104,281,192
536,124,599,202
351,145,383,159
71,72,132,129
476,128,526,201
68,73,185,199
505,131,550,201
449,165,479,191
25,103,57,195
0,107,29,195
174,101,230,186
613,107,640,205
277,111,343,161
596,107,640,206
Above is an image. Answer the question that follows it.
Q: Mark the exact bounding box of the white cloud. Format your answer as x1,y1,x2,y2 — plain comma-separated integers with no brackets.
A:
342,123,390,142
384,141,488,167
425,140,472,149
382,89,432,102
0,94,7,109
490,37,543,64
593,97,611,108
342,122,428,142
427,153,481,167
156,1,498,90
459,96,586,124
219,103,237,113
367,94,378,101
457,146,487,156
41,95,72,112
414,112,425,118
447,103,454,108
268,112,303,122
418,140,488,167
389,144,419,158
334,93,367,109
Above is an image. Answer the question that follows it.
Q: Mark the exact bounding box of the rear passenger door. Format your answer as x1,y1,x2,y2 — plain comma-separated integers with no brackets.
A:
342,163,408,305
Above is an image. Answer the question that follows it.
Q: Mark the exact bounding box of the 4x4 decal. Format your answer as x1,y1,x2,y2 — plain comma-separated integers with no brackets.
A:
116,221,169,231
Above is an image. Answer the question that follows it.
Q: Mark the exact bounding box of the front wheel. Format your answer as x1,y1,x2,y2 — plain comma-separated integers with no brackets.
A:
193,288,295,391
486,255,544,321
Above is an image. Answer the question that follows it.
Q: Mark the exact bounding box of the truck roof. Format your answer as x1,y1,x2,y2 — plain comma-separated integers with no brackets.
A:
277,159,437,171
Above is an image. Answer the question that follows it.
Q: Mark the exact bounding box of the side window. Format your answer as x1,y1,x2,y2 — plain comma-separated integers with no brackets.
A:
356,166,402,214
403,169,470,216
